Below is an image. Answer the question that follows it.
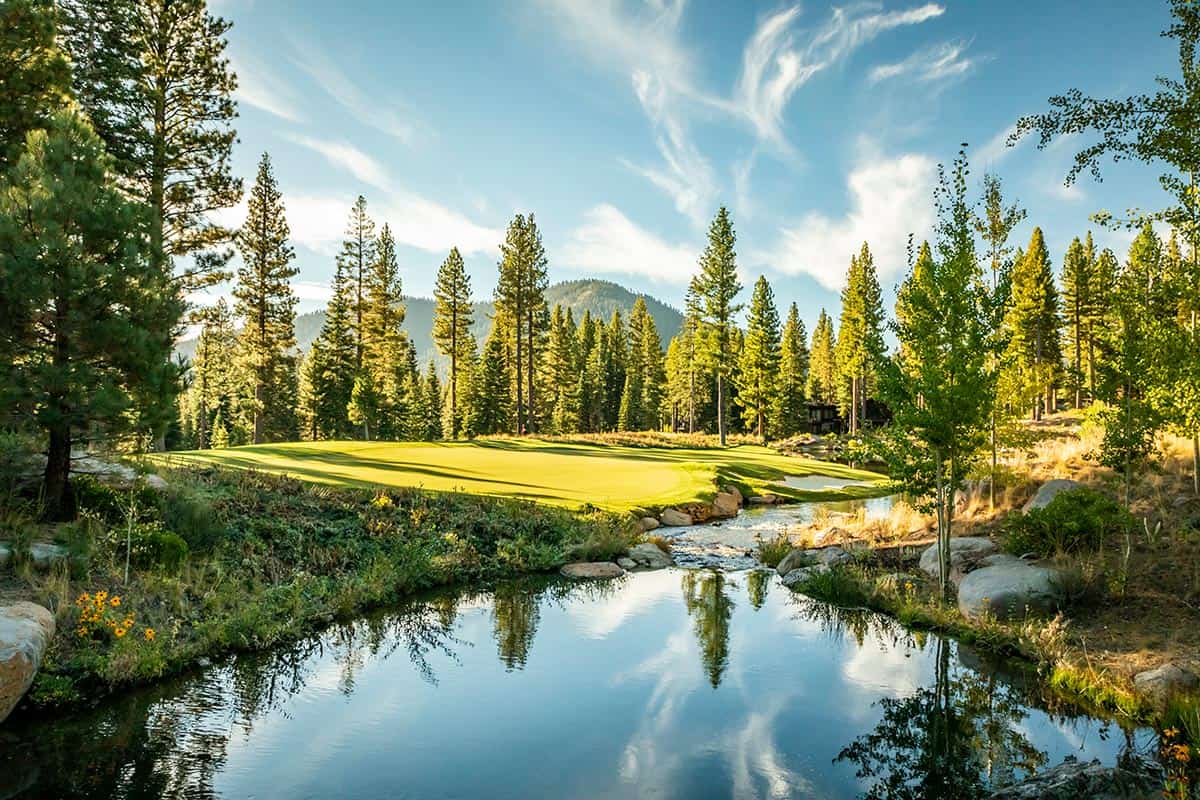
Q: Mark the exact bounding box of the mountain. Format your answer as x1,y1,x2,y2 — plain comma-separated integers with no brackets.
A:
176,279,684,369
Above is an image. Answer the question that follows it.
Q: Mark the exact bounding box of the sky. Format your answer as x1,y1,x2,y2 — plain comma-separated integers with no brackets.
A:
199,0,1179,330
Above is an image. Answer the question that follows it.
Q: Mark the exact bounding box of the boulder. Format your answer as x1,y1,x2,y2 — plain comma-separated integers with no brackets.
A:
0,602,55,723
712,491,740,518
1133,663,1199,705
560,562,625,580
616,557,637,570
877,572,922,592
0,542,70,572
776,548,815,576
659,508,693,527
957,562,1063,621
638,516,661,532
720,485,744,506
918,536,998,582
780,563,830,589
626,543,674,570
776,546,851,575
989,754,1163,800
1022,479,1083,513
748,494,782,506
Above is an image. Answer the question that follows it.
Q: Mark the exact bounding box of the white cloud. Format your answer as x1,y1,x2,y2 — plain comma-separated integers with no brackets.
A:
757,149,936,290
560,204,697,283
284,134,392,191
869,39,977,85
231,53,304,123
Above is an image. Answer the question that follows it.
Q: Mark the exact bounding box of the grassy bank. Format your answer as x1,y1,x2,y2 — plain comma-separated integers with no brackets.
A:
4,465,636,713
151,438,887,513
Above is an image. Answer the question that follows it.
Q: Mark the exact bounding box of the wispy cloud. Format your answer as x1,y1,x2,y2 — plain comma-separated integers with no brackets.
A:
869,39,977,85
231,52,305,123
560,204,697,283
289,38,418,144
755,146,936,290
285,134,392,190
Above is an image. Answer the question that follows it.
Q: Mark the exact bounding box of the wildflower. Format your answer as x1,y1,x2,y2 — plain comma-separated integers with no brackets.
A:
110,596,121,607
144,628,156,641
76,626,88,637
114,627,126,638
1164,727,1180,739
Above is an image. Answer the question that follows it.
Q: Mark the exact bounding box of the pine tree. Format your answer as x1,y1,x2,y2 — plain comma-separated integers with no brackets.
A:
360,223,407,438
736,276,782,443
465,327,511,436
602,311,627,430
424,361,443,441
1002,228,1062,420
575,311,604,432
773,303,809,438
835,242,884,432
694,207,743,445
494,213,549,434
640,305,666,431
807,309,837,405
0,0,70,170
0,110,182,519
182,298,236,448
307,261,357,438
1061,236,1095,409
59,0,241,293
543,305,580,433
618,299,651,431
433,247,475,438
232,152,298,444
337,195,377,371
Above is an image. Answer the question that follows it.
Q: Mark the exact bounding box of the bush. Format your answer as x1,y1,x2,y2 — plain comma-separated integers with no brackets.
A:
755,533,792,568
161,487,224,552
73,475,159,525
106,521,189,573
1002,487,1132,557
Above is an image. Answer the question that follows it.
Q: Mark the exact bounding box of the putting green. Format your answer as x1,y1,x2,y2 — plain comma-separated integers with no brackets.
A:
153,439,887,512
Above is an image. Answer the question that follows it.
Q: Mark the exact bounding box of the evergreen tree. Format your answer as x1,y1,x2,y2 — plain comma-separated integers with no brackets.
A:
59,0,241,293
737,276,782,443
347,372,382,440
640,304,666,431
543,305,580,433
575,311,604,432
307,261,356,438
835,242,884,432
694,207,743,445
1002,228,1062,420
0,111,182,519
233,152,298,444
360,223,406,438
807,309,837,405
602,311,627,430
1061,235,1095,408
433,247,475,438
494,213,549,434
618,298,658,431
337,195,377,371
773,302,809,438
0,0,70,170
182,298,236,448
465,327,511,436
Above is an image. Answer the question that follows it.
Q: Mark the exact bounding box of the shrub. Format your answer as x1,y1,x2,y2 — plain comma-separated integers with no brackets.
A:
755,533,793,568
1002,487,1132,557
160,487,224,552
106,521,189,573
73,475,159,525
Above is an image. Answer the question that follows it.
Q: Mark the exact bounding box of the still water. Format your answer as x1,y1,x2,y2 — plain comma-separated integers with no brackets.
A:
2,570,1149,799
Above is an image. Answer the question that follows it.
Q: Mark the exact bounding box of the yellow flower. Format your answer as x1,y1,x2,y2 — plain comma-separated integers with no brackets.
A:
144,628,156,641
1164,727,1180,739
114,627,126,638
76,626,88,637
110,596,121,607
96,591,107,601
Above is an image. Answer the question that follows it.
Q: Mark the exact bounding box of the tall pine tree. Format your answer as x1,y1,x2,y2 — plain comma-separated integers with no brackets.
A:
1002,228,1062,420
694,207,742,445
835,242,884,432
807,310,837,405
773,302,809,438
737,276,782,443
433,247,475,438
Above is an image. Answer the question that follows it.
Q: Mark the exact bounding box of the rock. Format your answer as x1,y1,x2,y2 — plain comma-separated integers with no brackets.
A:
560,562,626,579
989,754,1163,800
197,657,212,669
918,536,998,582
748,493,781,505
957,562,1063,621
777,546,851,575
0,542,70,572
1022,479,1083,513
143,473,168,491
1133,663,1199,704
0,602,55,723
811,546,853,566
720,485,744,506
659,508,693,527
712,491,740,518
617,557,637,570
780,563,830,589
978,553,1027,569
776,548,816,576
626,543,674,570
877,572,922,592
639,516,660,532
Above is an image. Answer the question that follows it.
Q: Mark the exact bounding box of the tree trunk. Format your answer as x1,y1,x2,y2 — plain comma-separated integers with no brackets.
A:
526,308,536,434
989,416,997,511
1193,431,1199,497
514,316,524,435
717,372,726,446
450,306,458,439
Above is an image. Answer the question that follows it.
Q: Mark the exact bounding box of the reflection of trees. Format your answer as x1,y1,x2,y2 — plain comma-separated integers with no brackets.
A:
492,582,541,670
835,639,1047,800
681,570,734,688
746,569,770,610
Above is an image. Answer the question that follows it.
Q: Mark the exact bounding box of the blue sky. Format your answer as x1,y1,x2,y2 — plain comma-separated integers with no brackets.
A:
201,0,1177,329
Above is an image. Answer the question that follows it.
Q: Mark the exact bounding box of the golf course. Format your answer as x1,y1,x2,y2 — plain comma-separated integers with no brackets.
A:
155,438,887,512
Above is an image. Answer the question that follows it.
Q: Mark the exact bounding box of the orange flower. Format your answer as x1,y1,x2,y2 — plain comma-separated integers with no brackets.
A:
144,628,156,641
110,596,121,607
114,627,126,638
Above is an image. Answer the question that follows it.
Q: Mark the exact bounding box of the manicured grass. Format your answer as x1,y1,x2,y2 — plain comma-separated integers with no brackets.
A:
152,438,887,513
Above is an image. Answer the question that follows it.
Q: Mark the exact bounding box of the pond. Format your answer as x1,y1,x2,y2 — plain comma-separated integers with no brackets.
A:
2,569,1150,800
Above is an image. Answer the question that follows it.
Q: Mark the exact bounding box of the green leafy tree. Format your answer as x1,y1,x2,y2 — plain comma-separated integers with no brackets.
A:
835,242,885,432
807,309,837,405
694,207,743,445
1001,228,1062,420
773,302,809,437
0,111,182,519
433,247,475,438
737,276,782,443
0,0,70,170
876,150,994,598
233,152,298,444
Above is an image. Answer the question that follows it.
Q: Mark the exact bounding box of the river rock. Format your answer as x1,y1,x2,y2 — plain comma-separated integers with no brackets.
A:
0,542,70,571
712,491,740,518
776,548,815,575
560,562,625,579
777,546,851,576
659,508,693,527
989,754,1163,800
749,493,782,505
780,563,830,589
0,602,55,723
626,543,674,569
1132,663,1199,704
638,516,661,532
918,536,998,582
1022,479,1083,513
720,485,744,506
957,561,1063,621
616,557,637,570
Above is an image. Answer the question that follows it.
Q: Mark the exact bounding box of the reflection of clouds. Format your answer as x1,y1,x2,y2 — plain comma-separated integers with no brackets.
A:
726,696,815,799
842,638,926,699
565,568,679,639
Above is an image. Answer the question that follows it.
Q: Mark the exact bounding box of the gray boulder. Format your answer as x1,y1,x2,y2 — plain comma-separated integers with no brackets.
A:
659,508,693,527
617,557,637,570
957,562,1063,621
775,547,814,576
1132,663,1199,705
560,562,625,579
0,602,55,723
989,754,1163,800
626,543,674,570
877,572,922,592
1022,479,1083,513
748,493,782,505
0,542,70,572
918,537,998,582
780,563,830,589
777,546,851,575
712,491,740,518
639,516,661,532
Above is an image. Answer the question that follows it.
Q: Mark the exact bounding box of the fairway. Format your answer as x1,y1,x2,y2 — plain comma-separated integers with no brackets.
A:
154,439,887,512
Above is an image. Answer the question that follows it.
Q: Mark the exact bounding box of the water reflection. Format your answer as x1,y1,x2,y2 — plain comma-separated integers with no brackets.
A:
2,571,1152,800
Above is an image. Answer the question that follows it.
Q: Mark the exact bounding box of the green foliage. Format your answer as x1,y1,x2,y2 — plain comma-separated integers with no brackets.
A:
159,486,224,553
432,246,475,438
1002,487,1132,557
835,243,885,431
694,206,743,444
105,520,189,572
494,213,549,434
772,302,809,438
737,276,782,442
1001,227,1062,420
807,309,837,405
0,0,70,170
360,222,408,437
754,533,792,568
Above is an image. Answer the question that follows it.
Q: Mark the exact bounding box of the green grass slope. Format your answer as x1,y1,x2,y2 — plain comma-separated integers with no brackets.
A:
153,440,886,513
